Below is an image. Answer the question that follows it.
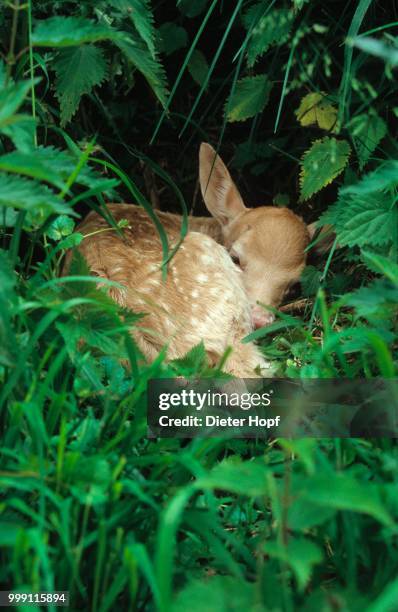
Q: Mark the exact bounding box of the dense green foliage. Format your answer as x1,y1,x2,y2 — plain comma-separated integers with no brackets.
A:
0,0,397,610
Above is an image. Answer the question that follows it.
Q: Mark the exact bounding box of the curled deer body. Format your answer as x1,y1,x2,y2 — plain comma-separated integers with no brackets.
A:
67,144,310,376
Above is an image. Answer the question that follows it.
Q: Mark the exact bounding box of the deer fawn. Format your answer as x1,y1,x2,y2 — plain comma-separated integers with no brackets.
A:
67,144,310,377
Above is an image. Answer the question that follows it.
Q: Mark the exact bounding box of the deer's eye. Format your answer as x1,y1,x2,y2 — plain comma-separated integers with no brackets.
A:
231,253,240,267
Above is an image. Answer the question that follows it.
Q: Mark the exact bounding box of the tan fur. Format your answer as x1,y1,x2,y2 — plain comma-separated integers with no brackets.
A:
199,143,310,327
65,143,310,376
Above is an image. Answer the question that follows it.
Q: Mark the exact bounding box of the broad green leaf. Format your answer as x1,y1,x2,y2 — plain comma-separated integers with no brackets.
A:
0,174,69,215
32,17,122,47
158,23,188,56
173,576,255,612
0,116,36,152
188,50,209,87
0,79,38,127
295,92,337,131
109,0,157,58
197,459,267,496
341,160,398,195
349,112,387,168
58,232,84,250
324,192,394,247
361,250,398,283
0,149,66,189
287,498,336,530
300,474,393,526
243,7,294,67
265,537,323,591
47,215,75,241
116,36,168,108
344,279,398,317
299,137,351,201
226,75,272,123
54,45,108,126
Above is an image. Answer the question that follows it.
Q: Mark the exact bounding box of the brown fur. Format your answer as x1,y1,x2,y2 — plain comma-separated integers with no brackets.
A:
64,144,310,376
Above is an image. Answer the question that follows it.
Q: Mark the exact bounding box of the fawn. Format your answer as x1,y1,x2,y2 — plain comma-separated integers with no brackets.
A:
67,143,310,376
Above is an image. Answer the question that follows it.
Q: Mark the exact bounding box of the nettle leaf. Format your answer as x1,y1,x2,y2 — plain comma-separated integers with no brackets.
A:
349,112,387,168
0,116,36,152
32,16,122,47
299,137,351,201
226,75,272,123
109,0,157,58
295,92,337,131
342,161,398,196
265,537,323,591
361,250,398,284
0,174,69,215
188,50,209,87
116,36,168,107
54,45,108,127
0,78,39,127
324,192,394,248
173,576,255,612
197,458,268,496
158,22,188,56
243,6,293,67
344,279,398,317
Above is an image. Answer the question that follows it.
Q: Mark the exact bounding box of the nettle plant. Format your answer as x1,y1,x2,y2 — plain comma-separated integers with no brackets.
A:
0,0,397,380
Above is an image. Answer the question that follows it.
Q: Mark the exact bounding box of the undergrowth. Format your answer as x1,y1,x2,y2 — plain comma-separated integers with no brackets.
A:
0,1,397,610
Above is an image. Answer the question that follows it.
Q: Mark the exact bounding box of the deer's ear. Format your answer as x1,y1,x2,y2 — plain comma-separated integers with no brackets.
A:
199,143,246,225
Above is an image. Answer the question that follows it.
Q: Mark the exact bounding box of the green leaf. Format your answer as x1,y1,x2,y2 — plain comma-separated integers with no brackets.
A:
116,36,168,107
0,116,36,152
349,112,387,168
226,75,272,123
0,174,69,215
53,45,108,126
0,79,38,127
158,23,188,56
344,279,398,317
109,0,157,58
295,92,337,131
341,160,398,195
188,50,209,87
361,250,398,283
32,16,121,47
300,473,393,527
265,537,323,591
47,215,75,241
0,149,66,189
243,7,294,67
352,36,398,66
299,137,351,201
173,576,255,612
324,191,394,247
197,458,267,496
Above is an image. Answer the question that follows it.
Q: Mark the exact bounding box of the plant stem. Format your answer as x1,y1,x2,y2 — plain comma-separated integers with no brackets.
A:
27,0,37,146
6,0,21,83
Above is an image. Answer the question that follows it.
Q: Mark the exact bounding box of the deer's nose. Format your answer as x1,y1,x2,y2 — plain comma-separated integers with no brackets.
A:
251,305,275,329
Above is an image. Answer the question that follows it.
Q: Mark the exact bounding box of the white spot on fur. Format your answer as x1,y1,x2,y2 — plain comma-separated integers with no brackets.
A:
197,273,208,283
191,289,199,299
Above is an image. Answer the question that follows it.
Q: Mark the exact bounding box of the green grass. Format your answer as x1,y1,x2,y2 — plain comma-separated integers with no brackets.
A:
0,0,397,610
